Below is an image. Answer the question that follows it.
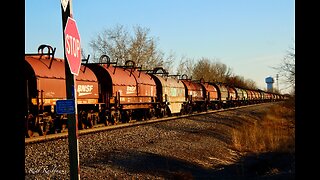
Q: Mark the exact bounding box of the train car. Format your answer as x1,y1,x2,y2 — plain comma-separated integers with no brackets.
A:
83,56,157,123
147,67,186,117
213,82,230,108
245,89,256,104
24,46,100,116
180,75,207,113
24,45,101,133
234,87,247,106
226,85,238,107
252,89,261,104
257,89,265,103
264,91,273,102
198,79,220,110
271,92,280,102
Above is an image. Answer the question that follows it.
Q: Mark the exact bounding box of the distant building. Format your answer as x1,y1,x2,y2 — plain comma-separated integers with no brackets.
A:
265,76,274,92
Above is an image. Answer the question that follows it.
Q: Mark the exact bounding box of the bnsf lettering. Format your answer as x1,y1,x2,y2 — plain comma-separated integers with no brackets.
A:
77,85,93,93
126,86,136,94
65,34,80,58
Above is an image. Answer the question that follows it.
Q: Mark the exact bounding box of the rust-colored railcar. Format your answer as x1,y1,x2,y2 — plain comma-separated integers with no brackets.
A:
198,79,220,109
213,83,230,108
83,57,157,122
180,75,207,112
25,52,99,115
226,86,237,107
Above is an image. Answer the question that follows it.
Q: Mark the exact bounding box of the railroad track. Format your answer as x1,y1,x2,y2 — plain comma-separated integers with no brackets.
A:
25,103,270,145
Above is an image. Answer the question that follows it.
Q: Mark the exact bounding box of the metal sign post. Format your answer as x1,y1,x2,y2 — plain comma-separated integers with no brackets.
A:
60,0,80,179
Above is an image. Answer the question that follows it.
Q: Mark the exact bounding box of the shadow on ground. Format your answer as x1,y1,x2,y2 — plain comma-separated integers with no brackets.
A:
83,150,295,180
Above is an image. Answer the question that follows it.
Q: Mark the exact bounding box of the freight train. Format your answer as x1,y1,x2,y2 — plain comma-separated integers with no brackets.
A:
24,45,286,136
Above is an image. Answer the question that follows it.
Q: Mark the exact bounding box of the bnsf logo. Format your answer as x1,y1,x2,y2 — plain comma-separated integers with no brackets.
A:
77,85,94,96
126,86,136,94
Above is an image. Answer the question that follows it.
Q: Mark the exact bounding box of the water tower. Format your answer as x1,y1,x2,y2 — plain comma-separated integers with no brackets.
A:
265,76,274,92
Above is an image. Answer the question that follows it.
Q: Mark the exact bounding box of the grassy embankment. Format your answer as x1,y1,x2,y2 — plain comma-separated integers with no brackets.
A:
232,99,295,153
231,98,295,177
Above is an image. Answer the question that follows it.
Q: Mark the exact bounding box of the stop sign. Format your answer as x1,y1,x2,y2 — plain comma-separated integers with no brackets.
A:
64,17,81,75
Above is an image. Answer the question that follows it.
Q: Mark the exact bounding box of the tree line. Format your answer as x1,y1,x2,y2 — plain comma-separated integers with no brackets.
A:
85,24,294,93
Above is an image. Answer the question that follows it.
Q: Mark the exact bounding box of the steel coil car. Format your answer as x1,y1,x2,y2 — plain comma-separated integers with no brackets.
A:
84,56,157,123
179,74,207,113
198,79,220,110
234,87,248,106
147,67,186,117
25,53,100,113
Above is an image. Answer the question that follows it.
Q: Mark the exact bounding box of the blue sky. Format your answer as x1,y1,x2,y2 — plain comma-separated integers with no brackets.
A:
25,0,295,93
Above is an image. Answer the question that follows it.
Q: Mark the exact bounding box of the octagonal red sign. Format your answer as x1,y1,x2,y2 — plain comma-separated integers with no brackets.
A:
64,17,81,75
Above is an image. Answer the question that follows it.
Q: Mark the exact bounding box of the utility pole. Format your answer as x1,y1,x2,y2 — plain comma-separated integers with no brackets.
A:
60,0,80,179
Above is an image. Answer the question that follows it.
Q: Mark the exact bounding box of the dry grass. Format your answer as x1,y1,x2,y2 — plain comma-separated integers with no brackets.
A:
232,101,295,153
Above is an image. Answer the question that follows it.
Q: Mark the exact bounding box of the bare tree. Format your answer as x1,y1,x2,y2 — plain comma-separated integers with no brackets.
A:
276,47,295,93
176,56,194,78
192,58,213,81
177,56,259,89
244,79,257,89
129,26,161,69
162,50,175,74
212,61,233,82
176,55,186,76
191,58,233,83
226,75,244,87
89,24,130,64
89,24,170,69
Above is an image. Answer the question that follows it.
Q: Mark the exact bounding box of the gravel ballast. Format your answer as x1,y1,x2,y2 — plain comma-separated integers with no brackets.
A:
25,103,294,179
